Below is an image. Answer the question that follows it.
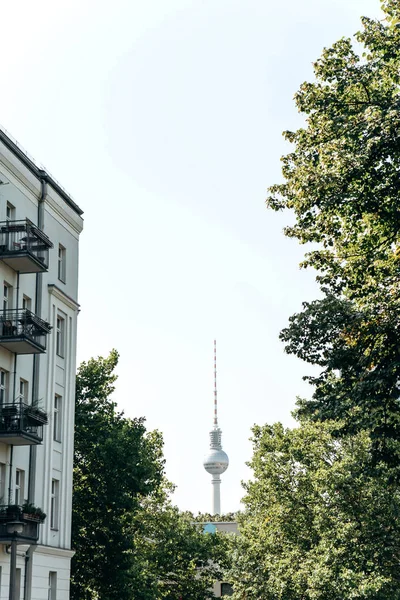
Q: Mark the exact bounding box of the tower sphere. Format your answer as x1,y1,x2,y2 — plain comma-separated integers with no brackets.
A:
203,448,229,475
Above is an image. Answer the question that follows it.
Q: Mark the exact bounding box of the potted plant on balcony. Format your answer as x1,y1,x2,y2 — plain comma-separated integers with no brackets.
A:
0,505,21,521
24,401,48,425
2,404,18,417
21,503,46,523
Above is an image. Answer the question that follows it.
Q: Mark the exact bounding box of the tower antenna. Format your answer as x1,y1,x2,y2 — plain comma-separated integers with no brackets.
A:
214,339,218,427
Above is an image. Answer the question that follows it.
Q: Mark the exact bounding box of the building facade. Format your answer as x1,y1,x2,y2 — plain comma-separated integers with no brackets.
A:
0,129,83,599
210,522,236,598
199,521,237,598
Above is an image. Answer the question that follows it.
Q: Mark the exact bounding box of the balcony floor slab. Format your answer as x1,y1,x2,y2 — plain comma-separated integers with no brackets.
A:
0,253,47,273
0,338,45,354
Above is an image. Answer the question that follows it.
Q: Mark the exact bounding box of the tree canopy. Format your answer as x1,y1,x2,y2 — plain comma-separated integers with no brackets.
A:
227,3,400,598
228,422,400,599
130,498,227,599
71,350,165,600
265,0,400,462
71,350,225,600
267,2,400,301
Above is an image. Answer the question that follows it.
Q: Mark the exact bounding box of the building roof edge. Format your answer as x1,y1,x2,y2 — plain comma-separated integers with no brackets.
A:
0,128,84,217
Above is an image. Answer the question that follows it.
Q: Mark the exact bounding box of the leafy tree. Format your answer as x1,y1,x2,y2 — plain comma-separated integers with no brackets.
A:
71,350,227,600
130,497,227,599
71,350,165,600
281,295,400,464
183,511,238,523
267,1,400,301
227,4,400,598
228,422,400,599
264,1,400,460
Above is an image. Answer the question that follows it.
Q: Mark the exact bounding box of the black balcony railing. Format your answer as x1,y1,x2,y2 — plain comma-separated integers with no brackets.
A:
0,309,52,354
0,401,47,445
0,219,53,273
0,505,45,544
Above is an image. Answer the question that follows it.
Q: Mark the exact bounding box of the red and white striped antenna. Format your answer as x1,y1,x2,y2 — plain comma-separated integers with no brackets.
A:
204,339,229,514
214,339,218,427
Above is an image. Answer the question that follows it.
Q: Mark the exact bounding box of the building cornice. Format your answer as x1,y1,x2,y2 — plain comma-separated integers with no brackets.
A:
34,545,75,558
48,284,80,311
0,128,83,216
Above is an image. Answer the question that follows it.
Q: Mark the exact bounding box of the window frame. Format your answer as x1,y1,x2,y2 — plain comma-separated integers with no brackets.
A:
56,315,65,358
15,568,21,600
48,571,57,600
53,394,62,442
6,202,15,222
0,463,6,503
0,370,8,406
58,244,66,283
3,282,12,313
221,583,234,597
50,479,59,530
19,378,28,403
22,295,31,311
15,469,24,506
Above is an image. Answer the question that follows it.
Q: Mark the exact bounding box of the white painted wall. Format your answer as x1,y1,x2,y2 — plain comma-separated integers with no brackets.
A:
0,133,83,599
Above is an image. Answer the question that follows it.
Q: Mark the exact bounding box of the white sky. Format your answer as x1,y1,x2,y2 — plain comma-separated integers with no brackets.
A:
0,0,382,513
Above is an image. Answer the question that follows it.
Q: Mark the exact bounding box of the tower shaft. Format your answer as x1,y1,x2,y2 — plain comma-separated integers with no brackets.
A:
211,475,221,515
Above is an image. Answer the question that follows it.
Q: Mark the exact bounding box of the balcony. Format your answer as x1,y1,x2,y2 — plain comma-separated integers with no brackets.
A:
0,309,51,354
0,219,53,273
0,504,45,544
0,401,48,445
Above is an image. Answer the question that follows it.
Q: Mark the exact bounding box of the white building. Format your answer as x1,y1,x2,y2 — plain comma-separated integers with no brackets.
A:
199,521,237,597
0,128,83,599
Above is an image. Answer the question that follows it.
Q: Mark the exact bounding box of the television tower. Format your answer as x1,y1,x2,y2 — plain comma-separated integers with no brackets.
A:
203,340,229,515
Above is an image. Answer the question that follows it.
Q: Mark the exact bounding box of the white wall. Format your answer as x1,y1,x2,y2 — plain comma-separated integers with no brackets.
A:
0,135,83,599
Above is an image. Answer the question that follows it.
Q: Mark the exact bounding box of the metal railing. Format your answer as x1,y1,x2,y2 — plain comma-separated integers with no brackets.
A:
0,219,53,270
0,505,44,543
0,401,47,441
0,309,51,350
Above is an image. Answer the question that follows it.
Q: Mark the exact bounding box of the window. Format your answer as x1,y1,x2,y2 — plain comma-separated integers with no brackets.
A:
50,479,59,529
58,244,66,282
22,295,31,311
6,202,15,222
15,469,24,506
19,379,28,402
221,583,234,597
3,283,12,313
56,315,65,357
53,395,62,442
0,463,6,503
15,568,21,600
0,370,8,405
48,571,57,600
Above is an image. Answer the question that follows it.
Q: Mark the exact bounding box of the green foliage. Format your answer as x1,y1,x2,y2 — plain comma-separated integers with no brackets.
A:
228,422,400,599
227,4,400,598
71,350,225,600
71,350,165,600
21,502,46,521
264,2,400,459
266,7,400,302
130,498,227,599
183,511,238,523
281,295,400,465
